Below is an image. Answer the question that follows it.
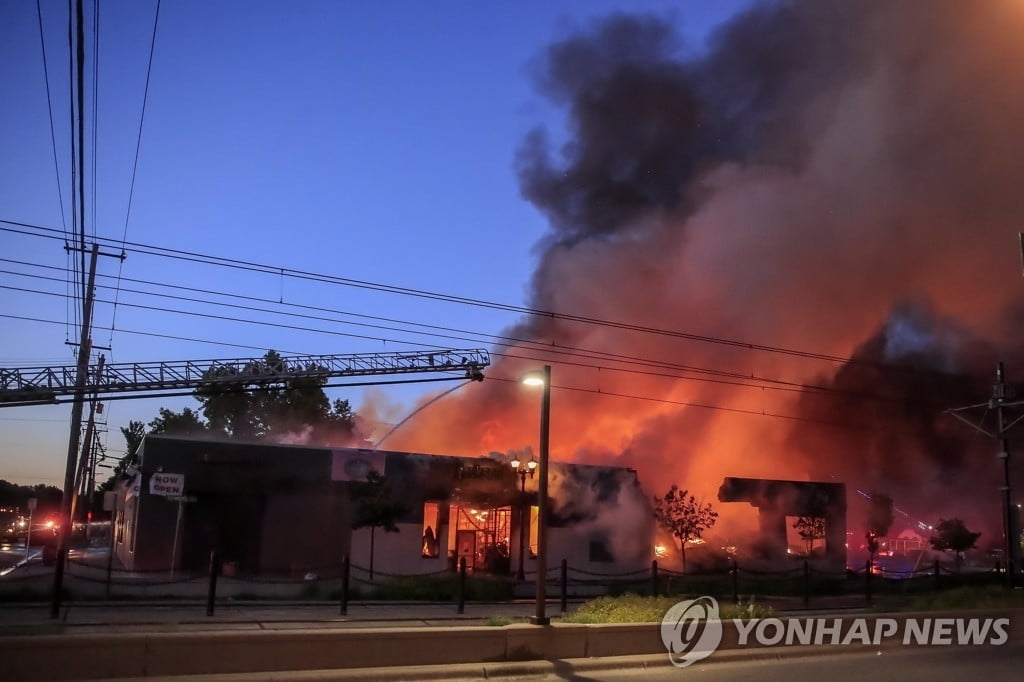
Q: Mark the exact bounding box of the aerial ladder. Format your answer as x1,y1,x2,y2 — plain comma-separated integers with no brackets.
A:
0,348,490,406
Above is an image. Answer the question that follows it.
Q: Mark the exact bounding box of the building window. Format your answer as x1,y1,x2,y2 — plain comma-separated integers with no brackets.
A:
421,502,441,558
589,537,614,563
446,504,512,572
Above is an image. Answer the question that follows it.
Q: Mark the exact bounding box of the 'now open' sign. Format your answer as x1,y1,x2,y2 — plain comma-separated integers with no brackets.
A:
150,472,185,497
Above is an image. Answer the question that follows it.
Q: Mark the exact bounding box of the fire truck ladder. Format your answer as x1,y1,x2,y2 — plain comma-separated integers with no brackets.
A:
0,348,490,407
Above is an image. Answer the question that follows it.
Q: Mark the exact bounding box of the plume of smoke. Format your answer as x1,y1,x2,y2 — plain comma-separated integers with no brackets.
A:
375,1,1024,546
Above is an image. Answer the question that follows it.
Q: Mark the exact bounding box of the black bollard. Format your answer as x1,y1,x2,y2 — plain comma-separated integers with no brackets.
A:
457,557,466,614
206,551,219,617
560,559,568,615
731,559,739,604
340,554,350,616
651,560,659,597
934,559,941,591
803,560,810,608
865,559,872,605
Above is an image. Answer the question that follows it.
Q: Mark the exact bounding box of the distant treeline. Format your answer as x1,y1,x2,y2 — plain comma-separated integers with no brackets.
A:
0,480,62,514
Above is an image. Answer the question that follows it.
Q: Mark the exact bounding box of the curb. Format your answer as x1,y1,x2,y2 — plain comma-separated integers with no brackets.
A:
106,645,906,681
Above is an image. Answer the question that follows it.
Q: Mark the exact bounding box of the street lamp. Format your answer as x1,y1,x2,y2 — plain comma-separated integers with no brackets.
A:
510,454,537,581
522,365,551,626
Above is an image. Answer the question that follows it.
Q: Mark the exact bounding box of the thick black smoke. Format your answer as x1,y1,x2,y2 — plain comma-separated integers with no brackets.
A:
393,1,1024,552
516,3,877,248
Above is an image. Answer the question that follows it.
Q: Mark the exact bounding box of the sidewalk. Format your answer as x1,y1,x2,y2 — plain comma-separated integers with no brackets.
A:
0,593,893,636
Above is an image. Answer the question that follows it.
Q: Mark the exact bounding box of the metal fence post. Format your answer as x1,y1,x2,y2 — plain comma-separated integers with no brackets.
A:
340,554,350,616
803,560,810,608
457,557,466,614
560,559,568,615
865,559,872,605
105,519,115,601
206,551,219,617
651,559,659,597
934,559,941,591
731,559,739,604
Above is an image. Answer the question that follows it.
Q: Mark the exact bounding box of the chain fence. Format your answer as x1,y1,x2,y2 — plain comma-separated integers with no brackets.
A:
1,549,1014,618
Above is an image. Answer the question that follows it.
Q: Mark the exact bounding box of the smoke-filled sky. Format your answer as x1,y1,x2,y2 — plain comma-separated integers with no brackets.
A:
381,0,1024,543
3,1,1024,546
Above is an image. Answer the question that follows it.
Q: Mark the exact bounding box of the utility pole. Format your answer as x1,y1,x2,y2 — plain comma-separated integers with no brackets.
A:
71,354,105,525
948,362,1022,586
52,243,98,618
994,363,1019,582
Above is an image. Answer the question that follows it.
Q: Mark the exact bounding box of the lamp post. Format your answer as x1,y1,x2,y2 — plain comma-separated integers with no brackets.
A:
510,454,537,581
522,365,551,625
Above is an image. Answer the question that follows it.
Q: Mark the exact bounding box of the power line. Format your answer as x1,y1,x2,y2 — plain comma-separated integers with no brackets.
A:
0,312,307,356
7,256,782,388
0,309,929,434
109,0,161,346
35,0,69,236
89,0,98,243
0,290,958,413
0,271,866,398
0,262,972,408
0,220,876,368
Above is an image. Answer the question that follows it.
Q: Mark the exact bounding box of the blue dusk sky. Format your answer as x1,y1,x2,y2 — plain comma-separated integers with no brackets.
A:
0,1,755,485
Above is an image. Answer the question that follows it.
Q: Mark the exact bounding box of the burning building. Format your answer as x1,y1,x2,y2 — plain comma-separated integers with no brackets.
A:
366,0,1024,552
718,477,847,566
114,435,654,577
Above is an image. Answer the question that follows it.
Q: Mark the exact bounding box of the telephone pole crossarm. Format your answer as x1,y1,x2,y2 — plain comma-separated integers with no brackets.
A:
944,406,997,438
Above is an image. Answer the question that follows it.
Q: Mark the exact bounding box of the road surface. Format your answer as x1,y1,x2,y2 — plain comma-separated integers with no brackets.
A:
539,640,1024,682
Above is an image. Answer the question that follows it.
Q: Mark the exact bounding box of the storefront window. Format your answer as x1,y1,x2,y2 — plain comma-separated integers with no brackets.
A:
446,503,512,572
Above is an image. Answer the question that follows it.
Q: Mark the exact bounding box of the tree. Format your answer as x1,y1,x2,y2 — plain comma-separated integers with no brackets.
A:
121,420,146,460
195,351,359,443
651,486,718,573
350,471,408,580
95,420,147,496
95,410,208,498
148,407,208,436
793,515,826,555
930,518,981,572
865,492,894,564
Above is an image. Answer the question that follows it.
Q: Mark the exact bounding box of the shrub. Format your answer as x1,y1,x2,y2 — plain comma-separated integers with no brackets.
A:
562,594,773,624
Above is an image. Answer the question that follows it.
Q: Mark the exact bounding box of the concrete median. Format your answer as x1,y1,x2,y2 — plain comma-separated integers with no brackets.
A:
0,609,1020,680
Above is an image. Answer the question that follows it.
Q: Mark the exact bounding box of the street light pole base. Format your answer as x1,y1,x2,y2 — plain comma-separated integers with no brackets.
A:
529,616,551,625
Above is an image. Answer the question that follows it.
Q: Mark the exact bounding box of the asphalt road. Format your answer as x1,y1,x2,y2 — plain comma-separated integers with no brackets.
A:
550,640,1024,682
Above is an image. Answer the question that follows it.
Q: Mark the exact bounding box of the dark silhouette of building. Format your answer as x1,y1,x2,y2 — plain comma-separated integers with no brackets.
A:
718,477,847,565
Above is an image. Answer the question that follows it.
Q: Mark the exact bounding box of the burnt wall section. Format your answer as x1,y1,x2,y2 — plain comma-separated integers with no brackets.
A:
116,436,652,577
718,477,846,566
